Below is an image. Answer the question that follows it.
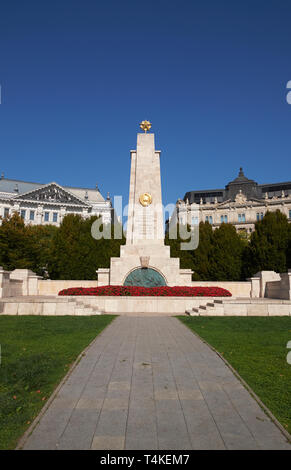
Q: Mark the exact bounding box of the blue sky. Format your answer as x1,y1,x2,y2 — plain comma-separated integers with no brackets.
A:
0,0,291,211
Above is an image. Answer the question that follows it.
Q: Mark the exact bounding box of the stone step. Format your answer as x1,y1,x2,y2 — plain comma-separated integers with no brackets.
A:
185,302,225,316
185,309,199,316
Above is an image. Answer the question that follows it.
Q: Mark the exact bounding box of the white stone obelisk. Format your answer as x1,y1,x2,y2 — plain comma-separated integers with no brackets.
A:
98,125,193,286
126,132,164,245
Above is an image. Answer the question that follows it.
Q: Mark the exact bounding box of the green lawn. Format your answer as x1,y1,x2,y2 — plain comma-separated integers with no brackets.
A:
178,316,291,434
0,315,116,450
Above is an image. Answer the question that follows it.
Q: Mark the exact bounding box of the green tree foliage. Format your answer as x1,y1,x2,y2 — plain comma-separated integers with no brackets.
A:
191,222,214,280
165,224,195,271
27,224,58,276
209,223,245,281
166,221,245,281
0,210,290,281
166,221,244,280
243,210,290,277
0,213,58,275
287,223,291,270
47,214,125,280
0,213,33,271
0,213,125,279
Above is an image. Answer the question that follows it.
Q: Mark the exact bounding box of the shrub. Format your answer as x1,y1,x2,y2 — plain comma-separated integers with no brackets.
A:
58,285,232,297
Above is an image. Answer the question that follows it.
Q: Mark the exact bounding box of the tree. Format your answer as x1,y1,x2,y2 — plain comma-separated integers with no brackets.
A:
27,224,58,276
208,223,245,281
165,223,195,271
243,210,289,277
47,214,125,280
0,213,34,270
287,223,291,270
191,222,215,280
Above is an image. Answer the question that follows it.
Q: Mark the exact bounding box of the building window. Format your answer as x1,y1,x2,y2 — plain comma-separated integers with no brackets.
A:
53,212,58,223
260,212,264,220
20,210,26,220
289,210,291,219
221,215,228,223
206,215,213,224
29,210,35,221
257,212,264,221
4,208,9,218
256,213,260,221
238,213,245,223
44,212,49,222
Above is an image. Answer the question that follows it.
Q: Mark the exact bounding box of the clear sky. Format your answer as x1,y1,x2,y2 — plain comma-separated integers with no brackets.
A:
0,0,291,211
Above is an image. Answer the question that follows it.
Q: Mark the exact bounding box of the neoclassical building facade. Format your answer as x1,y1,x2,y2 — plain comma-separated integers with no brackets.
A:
0,175,112,226
173,168,291,234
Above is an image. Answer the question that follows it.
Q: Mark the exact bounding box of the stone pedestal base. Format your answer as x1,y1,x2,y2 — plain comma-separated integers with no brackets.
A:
97,244,193,287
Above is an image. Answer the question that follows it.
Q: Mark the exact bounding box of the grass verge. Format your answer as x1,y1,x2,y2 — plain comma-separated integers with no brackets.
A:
0,314,116,449
178,316,291,434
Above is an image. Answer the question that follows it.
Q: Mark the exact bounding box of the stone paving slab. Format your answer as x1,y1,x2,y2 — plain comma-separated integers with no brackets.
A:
22,316,291,450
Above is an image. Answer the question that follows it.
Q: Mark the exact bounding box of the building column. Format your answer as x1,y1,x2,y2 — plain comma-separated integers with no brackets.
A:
36,205,43,224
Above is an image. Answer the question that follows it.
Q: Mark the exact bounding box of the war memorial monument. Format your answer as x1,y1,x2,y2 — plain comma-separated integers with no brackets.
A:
96,120,194,288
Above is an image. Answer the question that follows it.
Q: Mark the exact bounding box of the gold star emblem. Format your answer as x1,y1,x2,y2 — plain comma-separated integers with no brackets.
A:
140,120,152,133
139,193,152,207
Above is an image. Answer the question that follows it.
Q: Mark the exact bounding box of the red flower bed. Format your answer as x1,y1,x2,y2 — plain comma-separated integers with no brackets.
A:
58,286,232,297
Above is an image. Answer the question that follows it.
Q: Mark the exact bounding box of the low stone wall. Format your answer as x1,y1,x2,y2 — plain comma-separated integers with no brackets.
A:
191,281,251,298
0,267,41,297
248,270,291,300
9,279,23,297
2,295,290,316
186,298,291,316
0,296,227,315
265,272,291,300
0,297,101,316
0,298,75,316
74,295,228,314
220,299,291,316
38,280,98,296
223,299,291,317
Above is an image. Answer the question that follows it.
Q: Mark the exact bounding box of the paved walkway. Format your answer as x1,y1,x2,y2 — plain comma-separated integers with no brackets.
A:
23,316,290,450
